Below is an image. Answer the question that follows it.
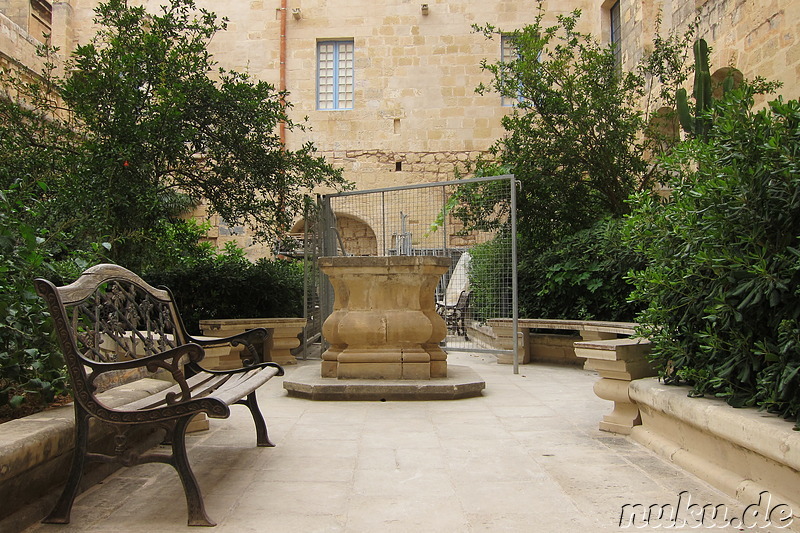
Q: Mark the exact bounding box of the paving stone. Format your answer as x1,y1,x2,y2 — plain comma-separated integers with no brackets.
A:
18,352,749,532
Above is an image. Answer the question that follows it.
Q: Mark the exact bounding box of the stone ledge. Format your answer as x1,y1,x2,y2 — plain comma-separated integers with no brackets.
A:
283,364,485,400
630,378,800,527
0,378,173,530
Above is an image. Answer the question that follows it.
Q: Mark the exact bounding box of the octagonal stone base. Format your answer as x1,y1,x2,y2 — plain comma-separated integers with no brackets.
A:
283,364,485,401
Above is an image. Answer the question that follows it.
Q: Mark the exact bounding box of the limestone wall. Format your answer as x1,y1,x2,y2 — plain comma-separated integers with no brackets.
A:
617,0,799,101
60,1,599,259
0,9,46,74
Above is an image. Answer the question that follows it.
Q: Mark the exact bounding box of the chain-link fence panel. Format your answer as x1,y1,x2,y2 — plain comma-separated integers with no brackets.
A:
313,175,520,369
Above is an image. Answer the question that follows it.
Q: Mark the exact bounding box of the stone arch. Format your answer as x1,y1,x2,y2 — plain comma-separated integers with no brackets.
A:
289,212,378,256
711,67,743,99
335,213,378,256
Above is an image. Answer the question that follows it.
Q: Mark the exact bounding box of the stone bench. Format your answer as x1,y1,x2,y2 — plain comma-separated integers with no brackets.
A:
199,317,307,367
488,318,638,365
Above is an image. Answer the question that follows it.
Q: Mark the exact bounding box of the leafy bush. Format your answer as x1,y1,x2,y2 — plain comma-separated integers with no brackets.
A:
625,86,800,427
144,256,304,335
0,182,104,418
468,231,513,322
519,218,645,321
1,0,346,272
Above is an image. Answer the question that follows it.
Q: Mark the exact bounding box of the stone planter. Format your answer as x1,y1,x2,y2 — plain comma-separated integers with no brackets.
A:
319,255,450,380
198,317,307,367
630,379,800,528
0,379,172,531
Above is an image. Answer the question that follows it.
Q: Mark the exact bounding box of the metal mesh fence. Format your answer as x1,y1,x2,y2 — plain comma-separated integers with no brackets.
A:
314,175,519,362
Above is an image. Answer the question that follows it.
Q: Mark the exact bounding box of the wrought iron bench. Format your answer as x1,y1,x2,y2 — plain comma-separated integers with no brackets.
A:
34,264,285,527
436,289,472,339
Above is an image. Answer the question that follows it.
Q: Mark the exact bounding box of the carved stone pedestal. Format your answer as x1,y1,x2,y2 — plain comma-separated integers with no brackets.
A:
574,337,654,434
319,256,451,380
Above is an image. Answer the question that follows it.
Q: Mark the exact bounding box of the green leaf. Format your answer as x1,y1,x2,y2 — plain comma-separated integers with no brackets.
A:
9,395,25,408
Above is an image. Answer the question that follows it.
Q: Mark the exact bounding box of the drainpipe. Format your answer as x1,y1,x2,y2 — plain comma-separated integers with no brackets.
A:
279,0,287,147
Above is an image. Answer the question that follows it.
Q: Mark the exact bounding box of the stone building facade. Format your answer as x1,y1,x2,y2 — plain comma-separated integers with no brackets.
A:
614,0,799,101
1,0,798,257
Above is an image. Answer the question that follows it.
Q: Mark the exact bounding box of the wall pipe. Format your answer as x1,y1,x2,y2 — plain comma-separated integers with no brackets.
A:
279,0,287,146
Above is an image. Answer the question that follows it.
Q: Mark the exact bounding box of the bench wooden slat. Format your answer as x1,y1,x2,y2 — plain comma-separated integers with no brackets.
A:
212,367,281,406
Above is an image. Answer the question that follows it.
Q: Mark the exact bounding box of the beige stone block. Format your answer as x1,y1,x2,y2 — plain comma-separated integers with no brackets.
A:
337,362,403,380
574,338,650,362
630,378,800,521
337,349,403,363
490,323,528,365
401,349,430,363
430,360,447,378
402,363,431,380
320,360,337,378
575,337,655,434
186,413,210,433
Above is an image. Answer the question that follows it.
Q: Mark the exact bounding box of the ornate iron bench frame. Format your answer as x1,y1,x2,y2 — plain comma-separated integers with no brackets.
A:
436,289,472,339
35,264,285,527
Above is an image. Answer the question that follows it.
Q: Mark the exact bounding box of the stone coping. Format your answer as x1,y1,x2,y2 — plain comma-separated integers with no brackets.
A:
0,378,172,484
0,378,173,530
573,337,651,362
283,364,485,401
318,255,452,269
198,317,307,328
489,317,637,335
630,378,800,521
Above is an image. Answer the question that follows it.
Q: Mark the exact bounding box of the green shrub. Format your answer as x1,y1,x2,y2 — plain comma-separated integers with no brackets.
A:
144,255,304,335
0,182,104,417
468,231,513,322
519,218,645,321
625,86,800,427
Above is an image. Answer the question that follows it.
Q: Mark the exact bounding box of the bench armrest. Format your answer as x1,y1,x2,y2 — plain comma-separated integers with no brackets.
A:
185,327,270,365
85,342,205,402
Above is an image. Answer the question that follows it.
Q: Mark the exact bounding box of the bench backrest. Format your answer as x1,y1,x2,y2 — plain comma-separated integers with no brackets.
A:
35,264,190,395
455,289,471,311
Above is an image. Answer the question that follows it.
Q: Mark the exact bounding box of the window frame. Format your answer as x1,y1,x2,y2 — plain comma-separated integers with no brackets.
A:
500,33,521,107
316,40,355,111
609,1,622,68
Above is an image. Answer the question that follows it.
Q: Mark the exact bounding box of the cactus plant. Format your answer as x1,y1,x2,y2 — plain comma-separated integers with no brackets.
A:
676,39,713,140
675,39,740,141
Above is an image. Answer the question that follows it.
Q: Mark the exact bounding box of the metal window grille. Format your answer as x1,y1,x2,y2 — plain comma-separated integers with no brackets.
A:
317,40,354,110
307,175,522,372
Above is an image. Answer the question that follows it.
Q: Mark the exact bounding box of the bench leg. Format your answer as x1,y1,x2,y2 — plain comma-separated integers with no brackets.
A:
171,416,216,527
237,392,274,447
42,406,90,524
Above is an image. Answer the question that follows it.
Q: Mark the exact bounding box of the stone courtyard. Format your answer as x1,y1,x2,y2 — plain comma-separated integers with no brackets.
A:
20,351,747,533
